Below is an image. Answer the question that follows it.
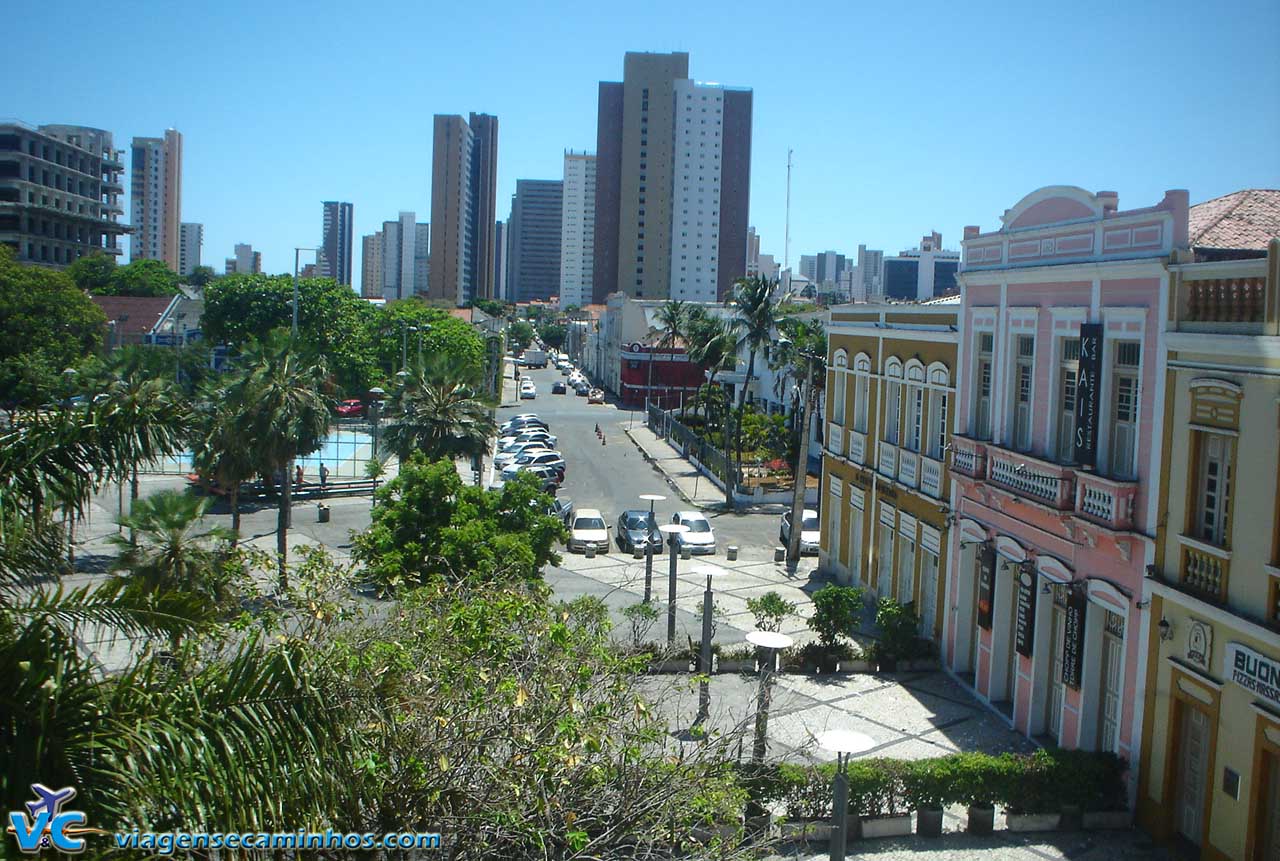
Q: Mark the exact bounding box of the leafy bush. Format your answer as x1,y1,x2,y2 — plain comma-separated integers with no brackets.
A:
747,591,798,632
846,759,908,818
1037,748,1128,812
874,597,923,662
807,584,864,649
901,757,959,811
621,602,659,649
782,766,832,820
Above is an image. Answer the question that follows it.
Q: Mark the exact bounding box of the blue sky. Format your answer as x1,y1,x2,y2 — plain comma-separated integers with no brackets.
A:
6,0,1278,289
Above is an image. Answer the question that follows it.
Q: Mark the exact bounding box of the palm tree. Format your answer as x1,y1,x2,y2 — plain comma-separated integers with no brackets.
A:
685,311,737,425
109,490,233,600
724,275,789,506
94,365,192,544
382,353,497,464
770,318,826,564
647,300,689,411
190,381,257,542
224,332,331,590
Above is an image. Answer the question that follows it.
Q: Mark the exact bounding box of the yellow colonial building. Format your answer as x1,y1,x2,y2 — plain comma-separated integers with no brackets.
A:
1137,228,1280,857
821,302,959,644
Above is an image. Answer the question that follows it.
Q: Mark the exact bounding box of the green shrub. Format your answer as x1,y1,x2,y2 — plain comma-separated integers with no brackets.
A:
901,757,958,810
807,584,864,649
874,597,923,662
1043,748,1128,812
746,591,798,632
1002,751,1057,814
782,765,832,820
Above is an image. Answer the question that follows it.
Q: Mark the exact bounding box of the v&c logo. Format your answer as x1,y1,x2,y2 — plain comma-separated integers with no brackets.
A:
6,784,101,854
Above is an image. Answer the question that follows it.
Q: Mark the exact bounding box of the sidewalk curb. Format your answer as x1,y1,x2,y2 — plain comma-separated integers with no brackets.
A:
621,424,701,509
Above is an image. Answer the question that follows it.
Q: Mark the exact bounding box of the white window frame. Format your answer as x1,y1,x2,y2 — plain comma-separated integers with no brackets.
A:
1106,339,1141,480
904,361,925,453
1097,309,1146,480
1054,335,1081,464
972,329,995,440
848,487,865,584
927,363,951,460
877,505,896,599
884,357,903,445
897,527,916,606
830,350,848,427
1194,431,1233,547
1010,333,1036,452
853,353,871,434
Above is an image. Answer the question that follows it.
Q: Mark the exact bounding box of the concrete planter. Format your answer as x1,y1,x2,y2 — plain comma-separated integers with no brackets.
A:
859,814,912,839
966,804,995,835
778,821,831,844
1082,810,1131,830
1006,812,1061,832
915,807,943,837
716,659,756,674
648,659,693,674
837,660,874,673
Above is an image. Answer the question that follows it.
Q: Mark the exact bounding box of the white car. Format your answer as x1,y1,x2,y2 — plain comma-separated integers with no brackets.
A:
520,383,537,399
494,442,553,467
499,430,558,449
780,509,821,555
568,509,610,553
670,511,716,554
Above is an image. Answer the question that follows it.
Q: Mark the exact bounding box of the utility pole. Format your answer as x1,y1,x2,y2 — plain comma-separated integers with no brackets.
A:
784,149,793,276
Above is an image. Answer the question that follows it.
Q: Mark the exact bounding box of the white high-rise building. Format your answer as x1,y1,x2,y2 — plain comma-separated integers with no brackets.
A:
130,129,183,268
559,151,596,309
178,222,203,277
378,212,429,301
361,233,383,298
669,79,733,302
856,244,884,300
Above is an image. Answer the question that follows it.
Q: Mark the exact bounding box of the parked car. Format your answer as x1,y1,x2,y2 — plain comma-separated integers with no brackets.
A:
510,449,565,476
616,510,663,554
670,511,716,555
568,509,610,553
494,442,554,467
501,415,546,433
780,509,821,555
558,362,572,374
548,497,573,524
551,381,567,394
587,388,605,404
502,462,562,491
573,381,590,396
499,429,558,448
335,398,365,418
520,383,537,399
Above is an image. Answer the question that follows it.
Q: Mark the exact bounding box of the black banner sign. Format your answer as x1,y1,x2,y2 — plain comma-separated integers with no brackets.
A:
1073,323,1103,468
1015,570,1037,657
977,545,995,630
1062,587,1087,690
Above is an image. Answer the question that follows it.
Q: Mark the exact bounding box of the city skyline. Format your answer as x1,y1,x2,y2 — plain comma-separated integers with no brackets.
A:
4,0,1277,293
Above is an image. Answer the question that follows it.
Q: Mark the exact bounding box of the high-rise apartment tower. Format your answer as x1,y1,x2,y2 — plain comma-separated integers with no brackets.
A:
130,129,182,268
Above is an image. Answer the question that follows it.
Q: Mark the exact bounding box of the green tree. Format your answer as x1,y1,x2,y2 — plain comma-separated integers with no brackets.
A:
109,490,233,603
187,265,216,287
354,457,566,591
769,317,826,563
224,332,332,588
725,275,790,507
203,273,380,395
538,322,566,349
65,252,117,293
381,353,496,464
507,320,535,352
105,259,181,296
0,247,106,407
471,297,508,319
190,379,258,541
647,299,689,409
685,309,737,426
372,298,484,380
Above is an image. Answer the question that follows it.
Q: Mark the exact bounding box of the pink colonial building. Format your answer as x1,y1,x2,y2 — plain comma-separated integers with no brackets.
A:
944,186,1190,775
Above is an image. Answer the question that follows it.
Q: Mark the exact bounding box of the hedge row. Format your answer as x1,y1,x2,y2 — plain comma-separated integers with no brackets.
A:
738,749,1126,819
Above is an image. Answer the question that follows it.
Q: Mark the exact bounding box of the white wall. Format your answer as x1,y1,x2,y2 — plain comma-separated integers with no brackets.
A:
669,80,724,303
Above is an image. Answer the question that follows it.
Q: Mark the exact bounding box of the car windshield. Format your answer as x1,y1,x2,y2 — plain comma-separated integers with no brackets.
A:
802,515,819,530
622,512,654,529
574,517,605,530
685,519,711,533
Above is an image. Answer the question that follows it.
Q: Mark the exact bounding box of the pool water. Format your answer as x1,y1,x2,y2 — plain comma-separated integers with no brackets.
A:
158,429,376,478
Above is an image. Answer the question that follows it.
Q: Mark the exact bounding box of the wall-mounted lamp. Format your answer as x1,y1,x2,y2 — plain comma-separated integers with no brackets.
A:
1158,618,1173,642
1145,564,1158,578
1041,583,1052,596
1135,599,1152,610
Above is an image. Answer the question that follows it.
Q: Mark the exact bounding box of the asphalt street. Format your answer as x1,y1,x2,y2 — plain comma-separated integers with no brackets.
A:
505,363,787,557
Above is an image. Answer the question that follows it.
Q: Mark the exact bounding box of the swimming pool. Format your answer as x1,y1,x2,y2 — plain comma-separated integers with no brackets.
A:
154,428,376,478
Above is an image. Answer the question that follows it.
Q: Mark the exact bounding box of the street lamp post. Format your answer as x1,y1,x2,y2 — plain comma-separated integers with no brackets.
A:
416,323,431,368
695,565,718,725
783,342,824,566
657,523,688,643
745,629,794,763
292,247,319,338
638,493,666,603
818,730,877,861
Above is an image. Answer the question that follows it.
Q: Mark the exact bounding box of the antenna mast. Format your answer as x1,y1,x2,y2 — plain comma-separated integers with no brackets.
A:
783,148,792,277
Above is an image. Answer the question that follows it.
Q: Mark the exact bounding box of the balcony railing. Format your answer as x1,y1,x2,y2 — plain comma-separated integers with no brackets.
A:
1074,471,1138,531
898,450,919,488
920,456,944,499
986,446,1075,510
847,429,866,465
1185,277,1266,324
826,422,844,458
878,441,898,478
1179,535,1231,603
949,436,987,479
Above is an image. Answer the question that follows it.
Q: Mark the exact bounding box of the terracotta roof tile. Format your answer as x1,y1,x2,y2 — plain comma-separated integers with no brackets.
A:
1188,189,1280,251
90,296,174,338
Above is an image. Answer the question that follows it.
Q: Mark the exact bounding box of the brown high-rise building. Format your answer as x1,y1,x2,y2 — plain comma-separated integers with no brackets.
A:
130,128,182,269
591,52,752,303
428,112,498,305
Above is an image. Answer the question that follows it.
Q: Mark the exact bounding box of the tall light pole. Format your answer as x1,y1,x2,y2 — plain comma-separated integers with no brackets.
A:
746,629,793,763
292,247,319,338
783,340,824,566
288,247,318,534
638,493,665,603
417,323,431,368
657,523,688,643
695,565,718,725
819,730,877,861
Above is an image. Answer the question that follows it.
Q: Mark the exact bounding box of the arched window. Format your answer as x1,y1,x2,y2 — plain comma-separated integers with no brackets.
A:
830,350,848,426
884,358,903,445
904,360,925,452
926,363,952,459
853,352,872,434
